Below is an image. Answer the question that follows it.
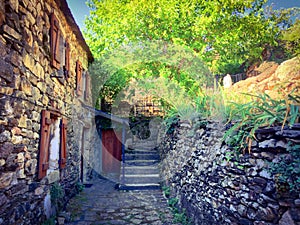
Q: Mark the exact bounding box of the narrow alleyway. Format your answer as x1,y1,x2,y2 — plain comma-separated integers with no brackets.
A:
64,178,176,225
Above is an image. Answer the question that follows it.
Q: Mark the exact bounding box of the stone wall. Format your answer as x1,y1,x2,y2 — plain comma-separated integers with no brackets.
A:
0,0,95,224
159,120,300,225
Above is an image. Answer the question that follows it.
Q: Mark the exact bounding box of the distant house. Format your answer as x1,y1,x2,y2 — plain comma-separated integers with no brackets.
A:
0,0,94,223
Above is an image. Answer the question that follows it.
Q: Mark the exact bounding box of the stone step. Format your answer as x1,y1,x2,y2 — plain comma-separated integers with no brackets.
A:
123,166,159,175
124,159,159,166
118,183,161,190
123,174,161,184
125,153,160,161
130,144,157,150
125,149,158,154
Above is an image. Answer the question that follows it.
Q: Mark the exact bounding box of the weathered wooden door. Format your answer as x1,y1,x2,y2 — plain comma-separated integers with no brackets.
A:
102,129,122,175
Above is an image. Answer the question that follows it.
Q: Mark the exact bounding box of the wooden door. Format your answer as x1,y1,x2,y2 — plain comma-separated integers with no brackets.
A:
102,129,121,174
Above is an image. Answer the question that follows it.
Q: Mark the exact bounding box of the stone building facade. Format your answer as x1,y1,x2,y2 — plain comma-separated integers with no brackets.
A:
0,0,94,224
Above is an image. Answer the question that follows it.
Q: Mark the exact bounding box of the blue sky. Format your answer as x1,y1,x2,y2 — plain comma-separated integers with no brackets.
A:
66,0,300,32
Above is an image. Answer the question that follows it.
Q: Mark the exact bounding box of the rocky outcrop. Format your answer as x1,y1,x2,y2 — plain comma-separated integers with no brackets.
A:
159,120,300,225
231,57,300,99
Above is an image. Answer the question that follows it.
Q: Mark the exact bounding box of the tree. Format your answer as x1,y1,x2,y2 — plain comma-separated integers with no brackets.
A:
85,0,282,74
282,19,300,56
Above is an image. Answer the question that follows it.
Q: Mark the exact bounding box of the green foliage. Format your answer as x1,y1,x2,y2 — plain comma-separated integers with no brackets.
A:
85,0,286,74
162,185,171,198
282,19,300,56
162,184,191,225
224,92,300,154
168,197,178,208
268,142,300,194
42,216,56,225
167,197,191,225
50,182,64,211
88,41,212,109
163,116,179,135
75,182,85,193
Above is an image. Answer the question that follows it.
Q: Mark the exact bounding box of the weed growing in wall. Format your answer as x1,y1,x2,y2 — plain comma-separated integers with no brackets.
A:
50,182,65,211
268,142,300,194
75,182,85,193
224,92,300,154
162,186,192,225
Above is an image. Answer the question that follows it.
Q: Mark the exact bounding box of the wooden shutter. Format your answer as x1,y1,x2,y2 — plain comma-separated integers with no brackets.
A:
64,41,70,79
38,110,51,179
84,72,91,100
76,60,83,96
50,13,61,69
59,118,67,169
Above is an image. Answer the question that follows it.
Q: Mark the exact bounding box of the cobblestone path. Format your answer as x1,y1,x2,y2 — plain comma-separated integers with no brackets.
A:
65,178,176,225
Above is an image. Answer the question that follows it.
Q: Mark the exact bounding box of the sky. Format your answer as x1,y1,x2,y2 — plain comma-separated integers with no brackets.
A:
66,0,300,32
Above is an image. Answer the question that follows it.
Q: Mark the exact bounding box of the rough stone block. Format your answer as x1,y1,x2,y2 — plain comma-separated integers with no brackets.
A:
3,25,21,41
0,130,11,143
0,172,14,189
279,210,295,225
47,170,60,184
20,77,32,96
23,53,35,72
0,142,14,158
18,115,27,128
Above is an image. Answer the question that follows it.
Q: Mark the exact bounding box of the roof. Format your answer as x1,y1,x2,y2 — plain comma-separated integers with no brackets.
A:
54,0,94,62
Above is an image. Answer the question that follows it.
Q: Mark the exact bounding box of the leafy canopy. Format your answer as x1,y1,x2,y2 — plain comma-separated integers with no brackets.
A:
85,0,281,74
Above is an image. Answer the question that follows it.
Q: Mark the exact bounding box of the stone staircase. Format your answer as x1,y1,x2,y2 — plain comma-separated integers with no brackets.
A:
118,140,161,190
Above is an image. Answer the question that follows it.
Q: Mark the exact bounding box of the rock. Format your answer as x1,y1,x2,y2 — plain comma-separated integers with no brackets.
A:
20,77,32,96
276,130,300,139
34,186,44,196
0,172,14,189
57,216,65,225
237,204,247,216
3,25,22,40
17,169,26,179
294,199,300,207
257,207,276,221
256,159,265,169
11,135,22,144
276,140,287,148
279,211,295,225
23,53,35,72
48,171,60,184
259,170,272,179
259,139,276,148
18,115,27,128
0,142,14,158
0,159,5,166
0,131,11,143
8,0,19,12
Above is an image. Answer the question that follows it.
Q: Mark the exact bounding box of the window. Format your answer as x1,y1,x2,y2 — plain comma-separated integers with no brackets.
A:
64,41,70,80
50,13,61,69
38,110,68,180
84,72,91,100
50,13,71,82
76,60,83,96
59,118,67,169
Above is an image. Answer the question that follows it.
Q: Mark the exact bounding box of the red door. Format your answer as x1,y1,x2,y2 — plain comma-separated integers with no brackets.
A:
102,129,122,175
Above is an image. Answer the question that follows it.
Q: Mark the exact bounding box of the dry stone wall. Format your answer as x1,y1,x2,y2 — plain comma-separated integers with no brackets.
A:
0,0,94,224
159,120,300,225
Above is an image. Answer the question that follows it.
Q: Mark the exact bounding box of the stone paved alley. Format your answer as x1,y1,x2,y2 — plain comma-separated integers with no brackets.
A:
64,178,177,225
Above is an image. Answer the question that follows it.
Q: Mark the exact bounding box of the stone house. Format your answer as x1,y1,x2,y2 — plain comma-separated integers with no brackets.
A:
0,0,95,224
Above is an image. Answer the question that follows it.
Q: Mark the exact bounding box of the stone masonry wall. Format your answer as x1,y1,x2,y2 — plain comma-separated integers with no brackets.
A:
0,0,94,224
159,120,300,225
